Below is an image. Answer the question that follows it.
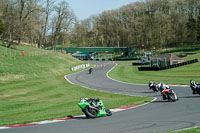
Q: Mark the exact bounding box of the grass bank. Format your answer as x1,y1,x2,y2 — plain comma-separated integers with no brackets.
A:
0,42,152,126
168,127,200,133
109,46,200,85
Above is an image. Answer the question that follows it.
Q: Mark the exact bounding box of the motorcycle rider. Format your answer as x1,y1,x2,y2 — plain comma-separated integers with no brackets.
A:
156,82,179,101
148,81,158,92
148,81,154,88
89,67,93,74
190,80,200,94
157,82,170,100
157,82,168,92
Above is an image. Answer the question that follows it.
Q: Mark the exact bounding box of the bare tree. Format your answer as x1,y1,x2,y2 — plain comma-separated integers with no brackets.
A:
39,0,55,48
51,0,76,48
16,0,41,45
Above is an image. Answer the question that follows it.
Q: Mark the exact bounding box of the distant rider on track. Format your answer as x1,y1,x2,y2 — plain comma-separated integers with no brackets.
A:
89,67,93,74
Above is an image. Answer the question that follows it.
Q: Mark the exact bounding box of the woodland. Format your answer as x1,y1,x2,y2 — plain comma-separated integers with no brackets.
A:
0,0,200,50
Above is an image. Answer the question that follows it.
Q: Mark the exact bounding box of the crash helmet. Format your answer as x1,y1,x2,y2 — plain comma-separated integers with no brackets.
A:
165,85,170,89
161,83,165,87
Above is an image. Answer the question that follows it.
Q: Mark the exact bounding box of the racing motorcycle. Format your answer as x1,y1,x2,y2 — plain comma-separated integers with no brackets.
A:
190,80,200,95
78,97,112,118
89,68,93,74
161,87,178,102
148,81,158,92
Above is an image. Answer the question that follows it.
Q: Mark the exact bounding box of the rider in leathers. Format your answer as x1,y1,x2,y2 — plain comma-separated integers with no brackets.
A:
157,82,170,100
190,80,200,94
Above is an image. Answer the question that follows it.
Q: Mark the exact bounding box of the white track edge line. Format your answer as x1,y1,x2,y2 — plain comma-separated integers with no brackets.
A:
106,63,189,87
106,63,146,86
32,120,66,125
171,126,199,132
111,97,157,113
0,127,11,130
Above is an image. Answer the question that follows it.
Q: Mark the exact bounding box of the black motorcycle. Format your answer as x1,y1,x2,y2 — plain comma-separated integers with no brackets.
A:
148,81,158,92
89,68,93,74
190,80,200,95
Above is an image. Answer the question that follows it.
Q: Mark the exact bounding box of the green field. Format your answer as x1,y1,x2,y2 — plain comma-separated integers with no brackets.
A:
0,42,152,126
109,46,200,85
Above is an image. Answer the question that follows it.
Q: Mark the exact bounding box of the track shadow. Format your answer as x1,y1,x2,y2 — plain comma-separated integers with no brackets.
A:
66,115,87,120
140,92,161,97
70,115,108,120
141,91,157,94
151,95,163,97
179,95,200,99
72,116,87,120
151,100,172,103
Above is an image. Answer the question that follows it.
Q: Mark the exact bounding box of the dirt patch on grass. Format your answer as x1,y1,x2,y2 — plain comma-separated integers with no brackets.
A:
0,74,25,82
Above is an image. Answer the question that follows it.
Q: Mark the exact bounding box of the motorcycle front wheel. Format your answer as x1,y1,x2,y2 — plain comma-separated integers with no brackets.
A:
83,107,97,118
168,93,176,102
105,108,112,116
150,86,158,92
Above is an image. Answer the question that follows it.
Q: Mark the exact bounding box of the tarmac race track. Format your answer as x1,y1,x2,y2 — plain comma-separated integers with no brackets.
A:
2,62,200,133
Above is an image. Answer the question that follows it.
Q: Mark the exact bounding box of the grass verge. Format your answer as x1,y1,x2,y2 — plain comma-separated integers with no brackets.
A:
168,127,200,133
109,46,200,85
0,43,152,126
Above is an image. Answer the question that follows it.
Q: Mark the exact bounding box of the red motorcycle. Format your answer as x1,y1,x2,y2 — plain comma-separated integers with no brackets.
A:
161,87,178,102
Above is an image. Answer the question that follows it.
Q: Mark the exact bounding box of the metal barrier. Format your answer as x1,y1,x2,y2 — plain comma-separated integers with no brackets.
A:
71,64,90,71
138,59,198,71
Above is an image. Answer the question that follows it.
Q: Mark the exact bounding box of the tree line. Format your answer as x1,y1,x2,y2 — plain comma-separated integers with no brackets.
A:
0,0,76,48
72,0,200,50
0,0,200,50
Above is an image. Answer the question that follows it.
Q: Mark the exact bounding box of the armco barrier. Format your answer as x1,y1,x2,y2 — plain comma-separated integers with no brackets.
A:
115,57,137,61
71,64,90,71
138,66,159,71
138,59,198,71
132,62,150,65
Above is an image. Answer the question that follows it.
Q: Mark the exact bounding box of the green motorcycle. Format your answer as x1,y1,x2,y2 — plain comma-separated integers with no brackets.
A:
78,97,112,118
